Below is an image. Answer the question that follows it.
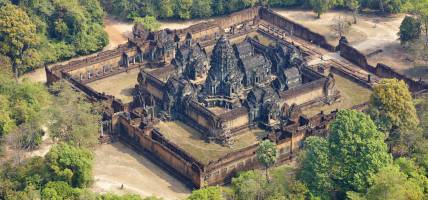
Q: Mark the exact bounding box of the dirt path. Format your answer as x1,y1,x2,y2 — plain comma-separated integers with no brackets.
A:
104,17,133,50
91,142,191,200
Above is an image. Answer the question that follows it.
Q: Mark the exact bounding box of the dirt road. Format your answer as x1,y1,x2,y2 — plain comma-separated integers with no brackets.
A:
91,142,191,200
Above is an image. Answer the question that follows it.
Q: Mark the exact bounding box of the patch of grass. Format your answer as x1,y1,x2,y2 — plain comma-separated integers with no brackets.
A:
87,68,140,103
271,164,297,184
247,32,275,46
156,121,267,164
302,75,372,116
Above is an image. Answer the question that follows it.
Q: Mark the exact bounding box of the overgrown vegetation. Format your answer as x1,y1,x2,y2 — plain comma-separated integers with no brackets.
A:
0,0,108,76
398,0,428,64
101,0,406,21
0,73,51,156
0,143,164,200
0,71,159,199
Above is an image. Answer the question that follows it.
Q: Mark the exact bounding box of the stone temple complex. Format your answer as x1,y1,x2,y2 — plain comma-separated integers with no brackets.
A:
136,32,338,146
46,7,428,188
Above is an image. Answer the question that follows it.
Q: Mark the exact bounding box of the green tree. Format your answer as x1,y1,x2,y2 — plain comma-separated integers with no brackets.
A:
49,81,101,148
369,79,418,131
369,79,419,156
8,80,51,125
256,140,278,182
298,136,332,198
309,0,331,18
175,0,193,19
0,3,40,78
187,186,224,200
0,72,50,138
399,16,421,45
133,16,161,32
0,156,49,197
0,95,15,137
45,144,93,188
212,0,225,15
412,94,428,172
157,0,175,18
9,0,108,67
329,109,392,192
191,0,213,18
10,120,44,151
346,0,360,23
403,0,428,39
41,181,81,200
394,157,428,193
348,165,424,200
231,170,266,200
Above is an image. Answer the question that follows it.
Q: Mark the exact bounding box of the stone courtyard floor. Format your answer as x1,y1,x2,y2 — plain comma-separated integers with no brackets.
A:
91,142,191,200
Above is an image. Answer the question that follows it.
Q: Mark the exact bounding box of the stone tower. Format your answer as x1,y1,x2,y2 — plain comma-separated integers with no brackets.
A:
204,35,244,97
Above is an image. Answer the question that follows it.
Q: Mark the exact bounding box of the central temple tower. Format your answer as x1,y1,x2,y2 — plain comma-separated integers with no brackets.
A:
204,36,244,97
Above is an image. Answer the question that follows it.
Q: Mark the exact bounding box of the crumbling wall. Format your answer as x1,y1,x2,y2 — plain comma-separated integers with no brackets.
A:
329,65,372,89
339,42,374,73
375,63,428,92
182,101,217,132
203,128,308,186
45,66,61,85
219,107,249,132
116,116,204,187
53,44,135,73
338,42,428,92
216,7,260,29
115,105,343,188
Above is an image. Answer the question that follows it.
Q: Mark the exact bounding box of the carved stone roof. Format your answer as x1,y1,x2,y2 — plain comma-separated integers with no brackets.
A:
246,86,279,107
283,67,302,88
234,41,254,60
241,54,268,72
150,29,176,50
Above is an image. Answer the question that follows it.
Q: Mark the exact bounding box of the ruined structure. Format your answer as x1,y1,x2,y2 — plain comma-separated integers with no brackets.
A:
136,32,339,145
45,7,428,188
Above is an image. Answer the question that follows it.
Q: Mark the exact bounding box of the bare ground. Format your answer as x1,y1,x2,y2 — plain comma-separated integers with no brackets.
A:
273,9,403,51
274,9,425,79
104,17,133,50
91,142,191,200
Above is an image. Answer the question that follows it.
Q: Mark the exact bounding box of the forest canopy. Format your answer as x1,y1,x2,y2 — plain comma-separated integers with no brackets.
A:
0,0,108,75
100,0,407,20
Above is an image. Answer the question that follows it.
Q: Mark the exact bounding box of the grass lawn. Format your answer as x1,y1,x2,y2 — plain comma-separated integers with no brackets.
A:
247,32,276,46
87,68,140,103
155,121,267,164
302,75,372,117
